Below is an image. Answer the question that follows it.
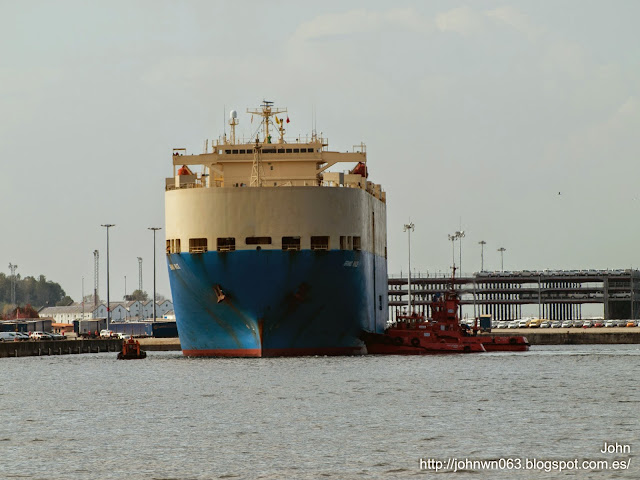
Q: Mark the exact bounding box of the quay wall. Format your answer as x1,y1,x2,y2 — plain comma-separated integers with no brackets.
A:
0,339,123,358
491,328,640,345
138,337,181,351
136,330,640,351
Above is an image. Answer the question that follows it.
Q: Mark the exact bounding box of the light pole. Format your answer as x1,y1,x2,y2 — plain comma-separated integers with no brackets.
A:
404,222,415,313
101,224,115,329
448,233,457,270
8,263,18,306
478,240,486,272
456,230,465,276
498,247,506,272
148,227,162,322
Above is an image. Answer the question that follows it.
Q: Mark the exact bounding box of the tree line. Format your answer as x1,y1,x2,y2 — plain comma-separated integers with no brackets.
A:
0,273,69,314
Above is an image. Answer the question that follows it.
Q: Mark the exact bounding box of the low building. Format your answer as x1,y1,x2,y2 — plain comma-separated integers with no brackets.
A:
38,305,92,323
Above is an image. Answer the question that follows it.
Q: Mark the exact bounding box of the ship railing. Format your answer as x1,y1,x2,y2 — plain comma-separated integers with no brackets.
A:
165,176,206,191
213,135,328,149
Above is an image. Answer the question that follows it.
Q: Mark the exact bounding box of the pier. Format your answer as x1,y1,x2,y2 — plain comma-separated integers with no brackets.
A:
389,269,640,322
0,339,122,358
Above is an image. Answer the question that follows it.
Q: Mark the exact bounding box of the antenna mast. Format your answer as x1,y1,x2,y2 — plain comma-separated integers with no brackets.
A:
229,110,238,145
247,100,287,144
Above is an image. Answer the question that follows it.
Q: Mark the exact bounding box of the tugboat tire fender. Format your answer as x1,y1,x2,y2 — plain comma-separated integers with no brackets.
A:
393,337,403,346
382,336,393,345
509,338,517,345
410,338,420,347
463,345,471,353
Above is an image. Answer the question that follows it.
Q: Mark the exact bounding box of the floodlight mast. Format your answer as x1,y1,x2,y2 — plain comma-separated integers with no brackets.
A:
403,222,415,313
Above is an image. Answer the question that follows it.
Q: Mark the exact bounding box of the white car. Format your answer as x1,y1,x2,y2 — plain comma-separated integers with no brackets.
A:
561,321,573,328
100,330,116,338
497,321,509,329
604,320,615,327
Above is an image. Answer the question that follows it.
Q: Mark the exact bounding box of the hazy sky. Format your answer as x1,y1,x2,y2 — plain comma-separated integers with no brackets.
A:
2,0,639,303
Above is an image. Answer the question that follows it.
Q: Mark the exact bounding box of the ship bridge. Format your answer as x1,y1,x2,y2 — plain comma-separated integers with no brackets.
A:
165,102,385,203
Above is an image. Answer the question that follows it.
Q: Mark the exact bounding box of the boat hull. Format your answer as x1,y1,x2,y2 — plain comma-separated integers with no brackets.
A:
167,249,388,357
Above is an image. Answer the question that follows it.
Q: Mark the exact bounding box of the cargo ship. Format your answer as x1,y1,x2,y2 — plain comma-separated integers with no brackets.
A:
165,101,388,357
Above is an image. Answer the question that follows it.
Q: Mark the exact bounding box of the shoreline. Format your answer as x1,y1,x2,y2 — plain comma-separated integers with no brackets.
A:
137,327,640,352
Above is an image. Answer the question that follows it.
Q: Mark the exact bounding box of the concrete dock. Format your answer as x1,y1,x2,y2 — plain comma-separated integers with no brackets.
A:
490,327,640,345
0,339,123,358
5,330,635,358
136,329,640,351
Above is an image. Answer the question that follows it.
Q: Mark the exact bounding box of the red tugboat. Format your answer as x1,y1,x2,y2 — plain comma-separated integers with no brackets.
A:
117,338,147,360
363,268,529,354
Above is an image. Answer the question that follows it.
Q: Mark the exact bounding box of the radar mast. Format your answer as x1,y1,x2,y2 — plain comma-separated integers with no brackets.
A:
247,100,287,144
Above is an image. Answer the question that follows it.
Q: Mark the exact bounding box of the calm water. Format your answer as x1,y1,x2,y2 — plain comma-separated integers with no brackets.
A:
1,345,638,479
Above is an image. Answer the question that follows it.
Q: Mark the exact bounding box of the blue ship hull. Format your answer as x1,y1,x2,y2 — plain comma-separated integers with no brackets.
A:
167,250,388,356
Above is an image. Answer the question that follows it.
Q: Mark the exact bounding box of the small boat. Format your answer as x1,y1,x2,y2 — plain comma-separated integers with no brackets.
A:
117,338,147,360
363,268,529,355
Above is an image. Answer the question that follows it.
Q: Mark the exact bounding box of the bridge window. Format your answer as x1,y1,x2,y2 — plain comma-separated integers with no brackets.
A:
217,238,236,252
246,237,272,245
166,240,171,255
311,236,329,251
282,236,301,251
286,148,292,153
353,236,361,251
189,238,208,253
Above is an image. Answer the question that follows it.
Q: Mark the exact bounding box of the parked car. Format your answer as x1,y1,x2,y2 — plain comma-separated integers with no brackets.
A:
626,321,635,327
528,319,542,328
497,321,509,329
0,332,19,342
539,321,551,328
561,320,573,328
615,320,627,327
518,319,530,328
100,330,116,338
508,321,520,329
604,320,616,327
582,320,593,328
593,321,604,328
550,321,561,328
573,320,584,328
29,331,46,340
